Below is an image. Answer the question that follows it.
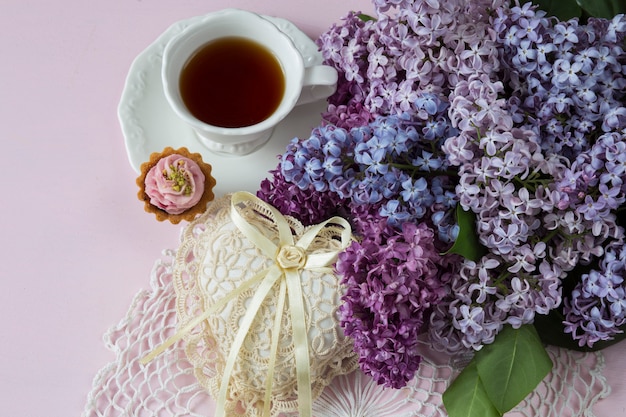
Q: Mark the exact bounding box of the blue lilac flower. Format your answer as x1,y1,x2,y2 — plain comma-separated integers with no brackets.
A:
379,199,412,227
276,98,458,237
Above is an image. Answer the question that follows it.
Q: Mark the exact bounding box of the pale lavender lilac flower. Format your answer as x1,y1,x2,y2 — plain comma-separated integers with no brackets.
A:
564,241,626,347
431,2,626,352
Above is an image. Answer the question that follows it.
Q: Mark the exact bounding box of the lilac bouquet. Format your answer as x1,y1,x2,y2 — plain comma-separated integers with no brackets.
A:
258,0,626,415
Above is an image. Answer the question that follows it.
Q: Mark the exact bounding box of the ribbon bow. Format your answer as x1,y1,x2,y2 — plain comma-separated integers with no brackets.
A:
141,191,352,417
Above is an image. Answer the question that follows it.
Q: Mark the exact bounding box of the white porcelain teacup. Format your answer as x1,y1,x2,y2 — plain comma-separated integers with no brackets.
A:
162,8,338,156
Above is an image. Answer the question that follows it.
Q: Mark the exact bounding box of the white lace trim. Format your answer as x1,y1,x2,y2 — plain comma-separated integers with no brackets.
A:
82,250,611,417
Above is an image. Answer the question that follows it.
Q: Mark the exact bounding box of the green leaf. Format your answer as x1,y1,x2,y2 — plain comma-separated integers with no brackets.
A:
474,325,553,414
444,204,487,261
576,0,626,18
528,0,626,20
443,361,502,417
524,0,582,20
357,13,376,22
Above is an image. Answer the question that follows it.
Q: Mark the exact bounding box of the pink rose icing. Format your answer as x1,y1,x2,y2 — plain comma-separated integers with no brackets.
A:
144,155,205,214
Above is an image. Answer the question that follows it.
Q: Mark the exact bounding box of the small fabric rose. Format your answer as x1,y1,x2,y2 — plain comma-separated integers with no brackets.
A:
276,245,307,269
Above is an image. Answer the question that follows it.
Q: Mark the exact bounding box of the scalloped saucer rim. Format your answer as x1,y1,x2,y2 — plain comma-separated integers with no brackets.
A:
118,12,326,196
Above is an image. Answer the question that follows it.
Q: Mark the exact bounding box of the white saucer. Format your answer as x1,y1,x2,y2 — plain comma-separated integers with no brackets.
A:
118,12,327,195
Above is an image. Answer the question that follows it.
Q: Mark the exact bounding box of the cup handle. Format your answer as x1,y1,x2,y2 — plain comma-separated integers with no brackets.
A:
296,65,338,106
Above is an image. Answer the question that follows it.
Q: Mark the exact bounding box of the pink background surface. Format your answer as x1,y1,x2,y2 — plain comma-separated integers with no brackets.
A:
0,1,623,416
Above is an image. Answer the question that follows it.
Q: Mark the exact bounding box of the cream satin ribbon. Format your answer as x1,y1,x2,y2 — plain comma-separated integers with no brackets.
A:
140,191,352,417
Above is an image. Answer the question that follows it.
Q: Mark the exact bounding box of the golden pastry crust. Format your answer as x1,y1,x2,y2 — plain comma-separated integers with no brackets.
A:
136,147,216,224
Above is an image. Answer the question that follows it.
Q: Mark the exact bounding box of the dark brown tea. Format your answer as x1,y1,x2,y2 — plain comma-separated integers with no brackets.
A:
179,36,285,128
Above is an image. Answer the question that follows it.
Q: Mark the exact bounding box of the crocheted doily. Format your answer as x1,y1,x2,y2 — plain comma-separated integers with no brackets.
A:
82,249,611,417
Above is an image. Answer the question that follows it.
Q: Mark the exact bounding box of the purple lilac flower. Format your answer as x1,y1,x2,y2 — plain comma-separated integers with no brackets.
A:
257,166,345,226
336,221,448,388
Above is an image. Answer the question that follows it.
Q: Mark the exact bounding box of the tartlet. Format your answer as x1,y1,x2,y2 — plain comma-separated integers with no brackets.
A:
136,147,216,224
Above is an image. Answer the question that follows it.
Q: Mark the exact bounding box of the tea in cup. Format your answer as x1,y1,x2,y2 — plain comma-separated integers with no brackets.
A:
162,9,338,156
